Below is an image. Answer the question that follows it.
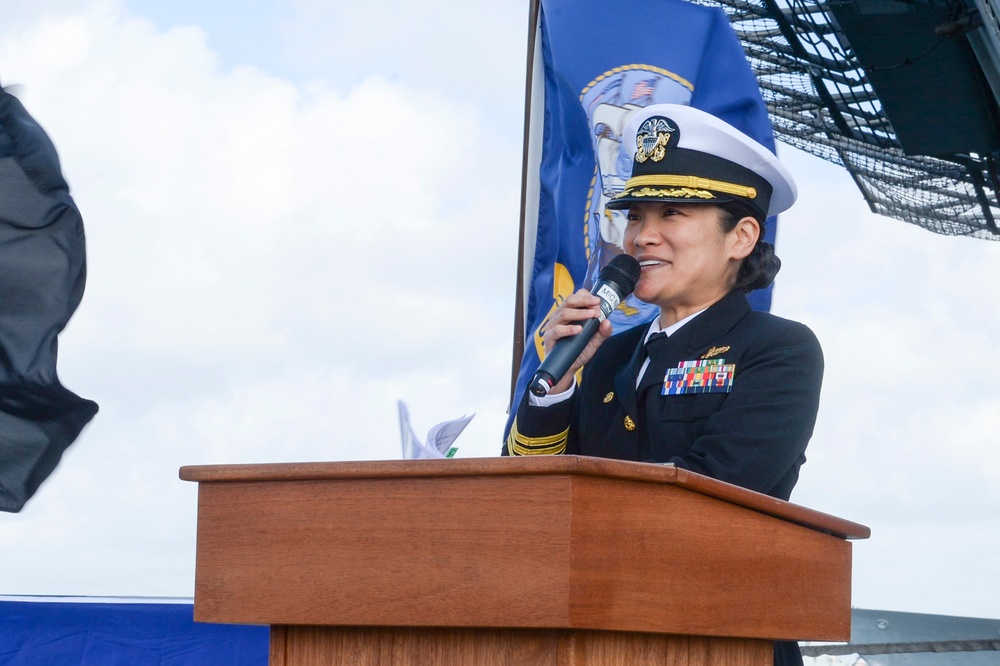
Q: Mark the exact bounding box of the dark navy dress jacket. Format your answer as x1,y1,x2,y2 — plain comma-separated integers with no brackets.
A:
506,289,824,502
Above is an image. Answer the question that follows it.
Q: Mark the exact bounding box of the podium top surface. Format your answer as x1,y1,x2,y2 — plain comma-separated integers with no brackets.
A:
180,455,869,540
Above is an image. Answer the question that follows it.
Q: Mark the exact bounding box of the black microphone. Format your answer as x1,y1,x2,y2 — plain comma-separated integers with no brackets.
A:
529,253,641,397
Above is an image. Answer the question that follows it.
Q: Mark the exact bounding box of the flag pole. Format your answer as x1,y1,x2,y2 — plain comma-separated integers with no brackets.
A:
510,0,542,409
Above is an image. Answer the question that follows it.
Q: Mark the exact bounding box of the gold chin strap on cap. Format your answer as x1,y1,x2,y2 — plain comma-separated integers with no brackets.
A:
624,174,757,199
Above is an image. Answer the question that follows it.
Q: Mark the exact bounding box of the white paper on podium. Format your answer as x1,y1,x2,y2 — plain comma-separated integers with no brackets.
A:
398,400,474,459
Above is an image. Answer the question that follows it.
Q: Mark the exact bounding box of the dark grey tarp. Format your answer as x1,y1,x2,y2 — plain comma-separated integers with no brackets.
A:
0,86,97,512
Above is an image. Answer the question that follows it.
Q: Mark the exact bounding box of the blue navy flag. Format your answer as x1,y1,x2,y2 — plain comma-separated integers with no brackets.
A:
0,87,97,512
509,0,777,428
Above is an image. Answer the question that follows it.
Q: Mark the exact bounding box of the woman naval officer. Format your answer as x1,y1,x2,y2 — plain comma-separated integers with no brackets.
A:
504,103,822,666
506,103,822,507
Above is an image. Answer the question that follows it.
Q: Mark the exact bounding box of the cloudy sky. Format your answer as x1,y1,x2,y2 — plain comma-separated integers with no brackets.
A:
1,0,998,624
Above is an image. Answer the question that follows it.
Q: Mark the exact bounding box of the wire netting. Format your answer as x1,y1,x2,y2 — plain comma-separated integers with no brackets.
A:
694,0,1000,238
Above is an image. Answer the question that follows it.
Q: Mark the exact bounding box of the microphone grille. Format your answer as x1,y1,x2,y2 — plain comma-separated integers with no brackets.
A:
599,254,641,296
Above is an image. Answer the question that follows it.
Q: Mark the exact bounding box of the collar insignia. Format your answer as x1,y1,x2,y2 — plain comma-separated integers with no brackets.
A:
701,346,730,360
603,392,614,404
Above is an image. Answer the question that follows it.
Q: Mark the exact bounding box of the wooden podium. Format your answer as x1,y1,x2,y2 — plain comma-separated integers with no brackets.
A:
179,455,869,665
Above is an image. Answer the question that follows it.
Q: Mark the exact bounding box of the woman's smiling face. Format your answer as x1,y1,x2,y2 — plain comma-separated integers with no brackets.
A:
623,201,756,322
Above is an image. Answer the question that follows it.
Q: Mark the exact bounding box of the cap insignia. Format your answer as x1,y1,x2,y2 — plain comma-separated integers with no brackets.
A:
635,116,677,164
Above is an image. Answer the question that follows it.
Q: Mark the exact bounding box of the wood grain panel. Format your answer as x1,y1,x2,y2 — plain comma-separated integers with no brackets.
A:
567,632,771,666
272,626,771,666
568,476,852,641
180,457,869,540
193,474,573,627
269,626,287,666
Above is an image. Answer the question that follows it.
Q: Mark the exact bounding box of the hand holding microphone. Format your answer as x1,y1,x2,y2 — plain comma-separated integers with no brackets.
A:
529,254,641,397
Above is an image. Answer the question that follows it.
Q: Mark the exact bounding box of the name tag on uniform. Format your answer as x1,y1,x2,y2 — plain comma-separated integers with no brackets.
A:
662,359,735,395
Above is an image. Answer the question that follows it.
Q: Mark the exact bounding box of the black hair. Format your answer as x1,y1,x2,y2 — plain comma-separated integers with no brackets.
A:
717,200,781,293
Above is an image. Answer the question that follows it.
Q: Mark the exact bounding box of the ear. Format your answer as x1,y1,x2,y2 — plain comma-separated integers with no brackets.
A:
728,216,760,261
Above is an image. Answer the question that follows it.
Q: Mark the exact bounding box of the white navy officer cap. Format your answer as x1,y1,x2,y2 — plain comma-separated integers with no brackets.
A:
606,104,797,220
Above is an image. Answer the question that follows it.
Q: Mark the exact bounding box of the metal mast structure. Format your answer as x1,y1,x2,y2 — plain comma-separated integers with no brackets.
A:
694,0,1000,239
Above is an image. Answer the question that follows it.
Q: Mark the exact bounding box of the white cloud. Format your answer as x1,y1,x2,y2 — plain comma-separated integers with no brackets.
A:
0,0,520,595
278,0,527,112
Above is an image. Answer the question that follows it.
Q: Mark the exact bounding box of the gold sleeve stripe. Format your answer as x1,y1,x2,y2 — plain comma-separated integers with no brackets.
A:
506,420,568,456
510,426,569,447
623,174,757,199
509,439,567,456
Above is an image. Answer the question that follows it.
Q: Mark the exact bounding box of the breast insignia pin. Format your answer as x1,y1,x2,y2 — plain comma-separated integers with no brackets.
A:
701,345,730,360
